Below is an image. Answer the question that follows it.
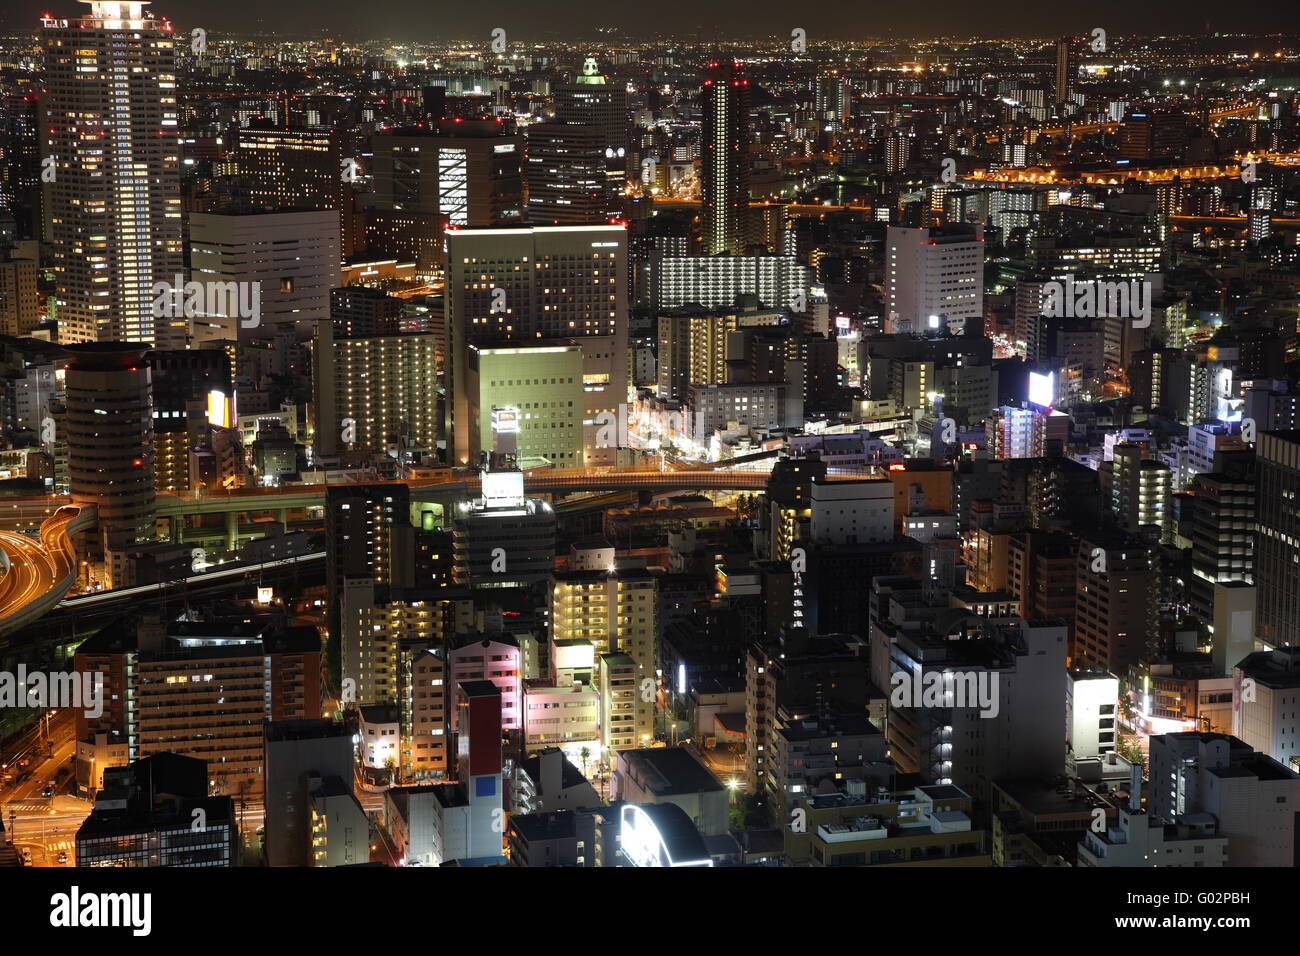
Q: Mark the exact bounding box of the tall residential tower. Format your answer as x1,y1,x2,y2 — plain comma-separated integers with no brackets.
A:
41,1,183,344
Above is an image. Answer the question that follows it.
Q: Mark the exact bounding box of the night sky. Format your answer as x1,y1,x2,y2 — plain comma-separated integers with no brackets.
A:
4,0,1299,42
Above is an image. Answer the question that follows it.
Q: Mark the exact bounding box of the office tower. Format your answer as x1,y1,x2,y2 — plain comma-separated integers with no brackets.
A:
64,343,155,587
188,209,340,343
1186,462,1255,622
554,59,628,152
41,1,182,344
0,92,42,240
1074,533,1158,672
885,224,984,335
312,320,438,458
524,123,616,224
146,348,234,494
1118,112,1187,163
466,346,585,465
445,224,627,466
234,125,356,257
264,719,356,867
1255,431,1300,647
75,754,237,867
688,381,801,435
701,60,751,255
0,248,39,336
451,468,556,588
370,120,523,268
1148,733,1300,867
1053,37,1073,106
651,254,810,313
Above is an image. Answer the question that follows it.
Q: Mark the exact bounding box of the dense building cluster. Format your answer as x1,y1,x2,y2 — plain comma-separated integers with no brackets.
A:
0,3,1299,873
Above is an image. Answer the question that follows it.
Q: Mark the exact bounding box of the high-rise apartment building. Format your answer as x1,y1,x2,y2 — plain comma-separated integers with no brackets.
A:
701,60,751,255
651,254,810,313
1074,533,1157,672
312,320,438,458
41,1,183,344
1053,37,1074,106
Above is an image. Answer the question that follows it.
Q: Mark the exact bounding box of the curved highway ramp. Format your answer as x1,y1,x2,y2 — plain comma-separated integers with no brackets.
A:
0,506,93,637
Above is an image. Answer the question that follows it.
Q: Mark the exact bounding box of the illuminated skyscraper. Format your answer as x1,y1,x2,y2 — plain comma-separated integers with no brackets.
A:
701,60,751,256
41,1,182,344
1053,37,1074,107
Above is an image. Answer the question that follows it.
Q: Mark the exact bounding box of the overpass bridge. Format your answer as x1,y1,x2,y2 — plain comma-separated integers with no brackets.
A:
0,464,809,632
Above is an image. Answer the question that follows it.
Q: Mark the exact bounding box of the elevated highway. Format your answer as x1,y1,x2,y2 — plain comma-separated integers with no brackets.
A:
0,463,859,630
0,506,92,637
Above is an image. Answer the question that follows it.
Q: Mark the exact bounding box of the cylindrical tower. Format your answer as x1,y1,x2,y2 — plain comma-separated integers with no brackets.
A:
64,343,156,585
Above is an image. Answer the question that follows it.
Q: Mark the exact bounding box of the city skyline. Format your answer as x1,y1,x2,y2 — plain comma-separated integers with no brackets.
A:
1,0,1299,903
4,1,1299,40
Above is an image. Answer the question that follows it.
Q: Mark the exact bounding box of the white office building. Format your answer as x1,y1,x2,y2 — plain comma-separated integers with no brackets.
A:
885,224,984,335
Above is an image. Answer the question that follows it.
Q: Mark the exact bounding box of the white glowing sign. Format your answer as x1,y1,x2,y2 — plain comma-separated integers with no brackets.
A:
619,805,712,868
482,470,524,505
1028,371,1055,409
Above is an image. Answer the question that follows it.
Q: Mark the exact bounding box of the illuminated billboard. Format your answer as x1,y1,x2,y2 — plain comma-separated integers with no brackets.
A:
1028,371,1055,409
207,389,230,428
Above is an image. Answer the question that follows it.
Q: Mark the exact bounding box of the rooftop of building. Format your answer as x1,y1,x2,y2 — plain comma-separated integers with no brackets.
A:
265,718,350,744
1235,646,1300,687
777,714,881,742
619,746,723,796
